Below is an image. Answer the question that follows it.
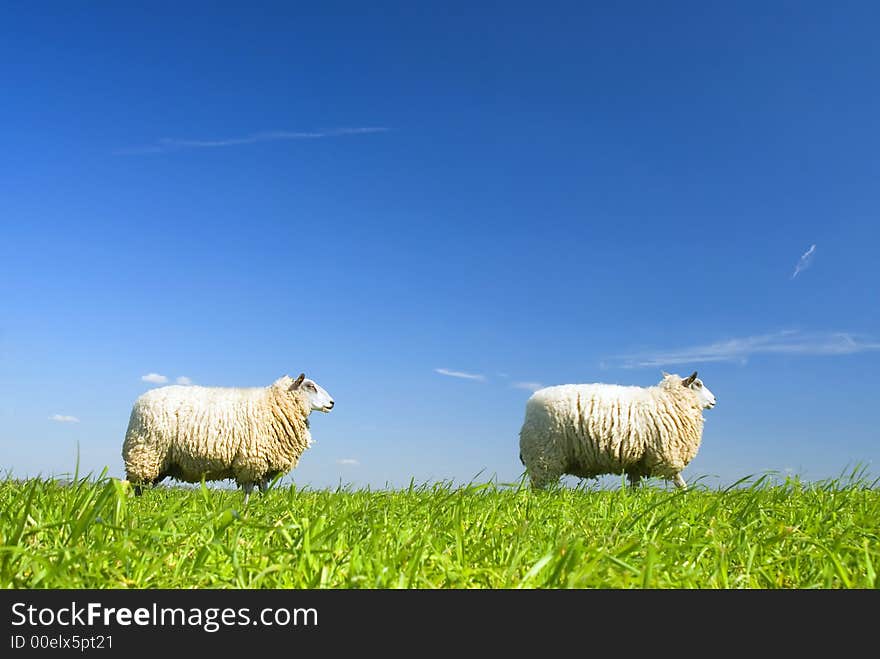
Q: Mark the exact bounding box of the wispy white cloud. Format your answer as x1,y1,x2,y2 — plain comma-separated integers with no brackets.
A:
791,244,816,279
118,127,388,154
610,330,880,368
512,381,543,392
141,373,168,384
434,368,487,382
50,414,79,423
337,458,359,466
176,376,193,385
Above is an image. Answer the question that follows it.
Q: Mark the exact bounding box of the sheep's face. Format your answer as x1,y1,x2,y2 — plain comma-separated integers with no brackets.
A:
681,371,716,410
288,373,335,413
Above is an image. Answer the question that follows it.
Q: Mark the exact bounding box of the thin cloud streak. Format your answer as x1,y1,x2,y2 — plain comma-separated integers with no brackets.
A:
791,244,816,279
141,373,168,384
49,414,80,423
337,459,360,466
611,330,880,368
512,381,544,392
176,376,193,385
434,368,487,382
118,127,388,154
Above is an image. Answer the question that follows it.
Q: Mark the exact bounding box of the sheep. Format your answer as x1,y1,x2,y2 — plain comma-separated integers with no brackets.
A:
518,371,716,490
122,373,334,503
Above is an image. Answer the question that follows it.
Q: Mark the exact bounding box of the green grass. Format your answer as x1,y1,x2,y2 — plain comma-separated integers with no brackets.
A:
1,470,878,588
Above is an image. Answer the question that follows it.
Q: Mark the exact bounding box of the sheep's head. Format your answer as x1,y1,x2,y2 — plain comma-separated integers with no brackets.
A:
681,371,716,409
661,371,716,409
288,373,335,413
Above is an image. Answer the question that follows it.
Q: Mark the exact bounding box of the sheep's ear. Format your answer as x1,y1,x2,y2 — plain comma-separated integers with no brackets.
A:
681,371,697,387
289,373,305,391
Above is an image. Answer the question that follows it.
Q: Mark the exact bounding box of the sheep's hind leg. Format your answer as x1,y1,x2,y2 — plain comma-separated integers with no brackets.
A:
673,473,687,490
242,482,254,506
627,473,642,489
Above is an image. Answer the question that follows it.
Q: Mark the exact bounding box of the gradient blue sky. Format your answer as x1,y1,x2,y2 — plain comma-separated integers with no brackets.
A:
2,2,878,489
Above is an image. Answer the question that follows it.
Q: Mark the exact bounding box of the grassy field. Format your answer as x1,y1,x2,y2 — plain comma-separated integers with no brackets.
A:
1,470,878,588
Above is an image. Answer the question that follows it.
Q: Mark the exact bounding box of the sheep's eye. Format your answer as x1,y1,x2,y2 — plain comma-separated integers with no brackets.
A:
695,382,702,388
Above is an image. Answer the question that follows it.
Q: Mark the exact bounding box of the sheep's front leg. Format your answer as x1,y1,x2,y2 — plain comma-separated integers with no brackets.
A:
673,473,687,490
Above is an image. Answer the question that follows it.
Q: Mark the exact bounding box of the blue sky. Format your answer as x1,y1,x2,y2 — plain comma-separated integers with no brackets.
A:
2,2,878,489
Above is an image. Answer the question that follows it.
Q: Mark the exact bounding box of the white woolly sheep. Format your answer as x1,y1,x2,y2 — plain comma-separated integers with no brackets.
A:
518,371,716,490
122,373,334,503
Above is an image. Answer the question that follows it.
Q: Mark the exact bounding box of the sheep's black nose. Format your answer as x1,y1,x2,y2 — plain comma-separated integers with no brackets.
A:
327,401,335,408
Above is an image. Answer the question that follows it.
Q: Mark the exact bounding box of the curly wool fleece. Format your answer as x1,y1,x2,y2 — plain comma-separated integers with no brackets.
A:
122,376,312,489
518,373,705,488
